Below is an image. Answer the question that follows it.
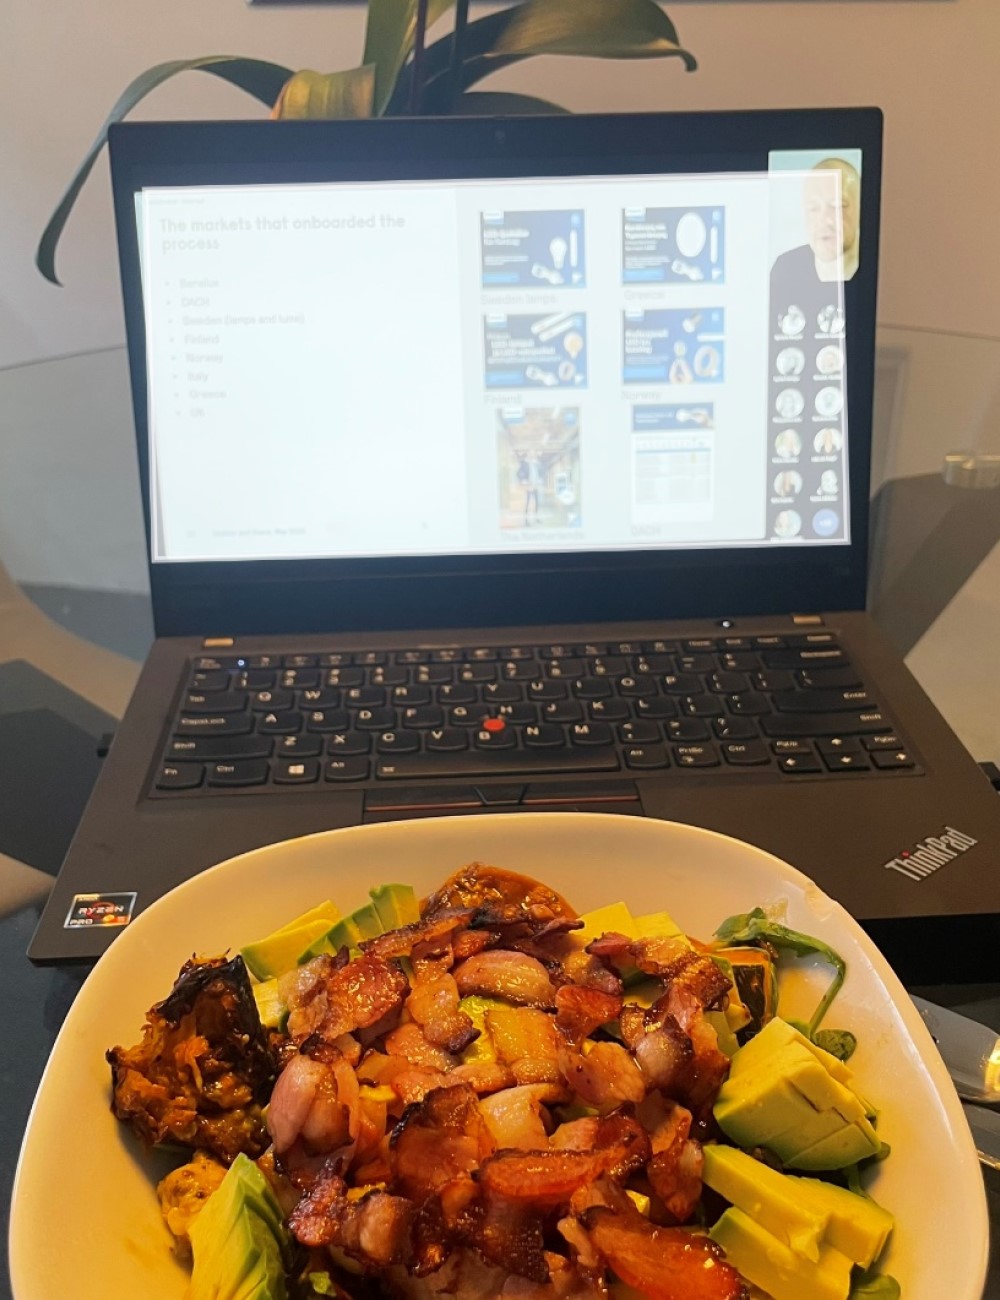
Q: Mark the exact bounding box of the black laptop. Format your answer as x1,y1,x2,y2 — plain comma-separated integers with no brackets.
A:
30,108,1000,980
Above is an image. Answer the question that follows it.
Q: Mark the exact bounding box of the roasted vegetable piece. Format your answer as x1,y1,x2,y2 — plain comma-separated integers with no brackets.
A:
107,954,277,1163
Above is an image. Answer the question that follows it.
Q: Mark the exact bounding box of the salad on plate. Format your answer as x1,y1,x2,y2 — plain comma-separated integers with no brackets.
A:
106,861,899,1300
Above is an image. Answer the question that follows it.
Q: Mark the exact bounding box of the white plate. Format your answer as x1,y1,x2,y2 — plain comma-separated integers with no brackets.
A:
10,814,989,1299
675,211,707,258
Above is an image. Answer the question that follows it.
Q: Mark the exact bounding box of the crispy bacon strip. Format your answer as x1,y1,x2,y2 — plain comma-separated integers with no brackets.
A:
289,1163,415,1265
584,1206,747,1300
362,908,476,962
306,953,409,1044
406,971,478,1053
555,985,622,1045
390,1084,495,1200
454,950,557,1007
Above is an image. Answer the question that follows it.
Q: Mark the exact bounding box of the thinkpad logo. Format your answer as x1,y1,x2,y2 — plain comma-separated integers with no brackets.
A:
883,826,978,881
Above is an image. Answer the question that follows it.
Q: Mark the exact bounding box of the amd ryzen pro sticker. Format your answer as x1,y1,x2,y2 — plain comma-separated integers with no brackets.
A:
64,892,137,929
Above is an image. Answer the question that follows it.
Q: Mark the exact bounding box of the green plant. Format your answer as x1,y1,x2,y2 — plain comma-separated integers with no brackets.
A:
38,0,694,284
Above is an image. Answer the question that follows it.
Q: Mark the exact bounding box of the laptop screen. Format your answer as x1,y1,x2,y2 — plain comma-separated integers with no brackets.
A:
135,156,857,565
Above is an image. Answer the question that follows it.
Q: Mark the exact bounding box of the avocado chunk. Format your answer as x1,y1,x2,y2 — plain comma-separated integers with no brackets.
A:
634,908,684,939
272,900,340,936
796,1178,893,1268
252,978,288,1032
241,918,333,981
714,1018,881,1168
300,900,384,962
458,994,504,1063
702,1144,829,1261
710,1206,853,1300
370,883,421,931
188,1153,288,1300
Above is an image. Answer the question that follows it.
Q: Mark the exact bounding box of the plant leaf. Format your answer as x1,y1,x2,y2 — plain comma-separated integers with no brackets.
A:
402,0,694,115
493,0,694,65
36,56,294,285
270,66,376,120
452,90,570,115
363,0,455,115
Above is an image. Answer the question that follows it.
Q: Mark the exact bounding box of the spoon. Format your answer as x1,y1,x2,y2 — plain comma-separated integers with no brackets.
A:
910,994,1000,1106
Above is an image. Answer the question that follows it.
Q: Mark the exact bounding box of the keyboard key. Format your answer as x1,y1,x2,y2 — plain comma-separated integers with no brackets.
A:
523,724,567,748
871,749,916,770
817,737,863,755
448,706,481,727
175,713,253,736
326,732,371,755
483,682,522,704
778,753,822,774
771,740,813,755
618,675,657,697
721,741,770,766
305,708,351,732
624,744,669,770
753,635,786,648
821,751,871,772
353,707,397,730
528,680,570,701
590,656,628,676
183,691,248,714
475,726,518,750
190,670,229,691
326,667,365,687
156,763,204,790
394,649,428,665
283,653,318,668
168,735,272,761
672,744,720,768
280,669,320,689
434,683,474,706
662,673,700,695
570,722,614,746
355,651,387,666
207,760,269,787
503,660,541,681
717,652,760,672
325,757,370,781
682,694,718,717
684,638,717,652
250,689,294,711
545,658,585,677
401,705,445,729
346,686,387,707
320,652,352,667
299,688,342,709
620,721,661,744
726,691,771,716
712,716,758,741
458,663,497,683
542,700,584,724
233,669,276,690
589,698,631,723
762,710,887,738
786,632,837,646
376,731,421,754
194,655,236,670
862,733,904,750
635,697,678,720
258,710,302,734
273,759,320,784
375,748,620,780
573,677,613,700
773,689,873,713
677,654,714,674
798,666,863,689
752,669,795,693
414,665,454,685
762,648,846,668
370,666,409,687
276,735,323,757
709,671,750,694
496,703,538,724
668,719,710,742
425,728,469,752
635,655,674,674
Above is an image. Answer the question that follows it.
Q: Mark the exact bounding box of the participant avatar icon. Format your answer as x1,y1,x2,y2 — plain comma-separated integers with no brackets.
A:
774,429,802,459
815,386,844,418
814,427,843,455
774,509,802,539
818,304,845,335
816,344,844,375
779,305,806,337
812,508,841,537
775,388,805,420
773,470,803,498
820,469,839,495
776,347,805,377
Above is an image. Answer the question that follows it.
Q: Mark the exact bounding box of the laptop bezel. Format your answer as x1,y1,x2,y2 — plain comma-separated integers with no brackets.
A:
108,108,883,637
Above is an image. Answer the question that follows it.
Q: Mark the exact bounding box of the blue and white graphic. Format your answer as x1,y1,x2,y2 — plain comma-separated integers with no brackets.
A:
623,206,725,284
484,312,588,389
622,309,725,386
481,210,586,288
632,403,715,434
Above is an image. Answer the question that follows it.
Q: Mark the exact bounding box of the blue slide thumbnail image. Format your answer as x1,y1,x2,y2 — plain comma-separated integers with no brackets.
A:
623,308,725,385
632,403,715,433
484,312,587,390
481,210,585,288
623,207,725,285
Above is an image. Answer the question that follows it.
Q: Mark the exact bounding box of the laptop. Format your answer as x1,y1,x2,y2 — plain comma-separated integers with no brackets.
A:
30,108,1000,981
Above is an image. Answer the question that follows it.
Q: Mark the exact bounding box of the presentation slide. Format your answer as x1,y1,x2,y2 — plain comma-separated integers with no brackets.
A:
481,210,585,288
623,206,725,285
483,312,587,390
622,308,725,386
135,164,851,564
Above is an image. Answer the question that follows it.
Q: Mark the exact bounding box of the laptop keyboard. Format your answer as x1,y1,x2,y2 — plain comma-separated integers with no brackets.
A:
152,631,920,796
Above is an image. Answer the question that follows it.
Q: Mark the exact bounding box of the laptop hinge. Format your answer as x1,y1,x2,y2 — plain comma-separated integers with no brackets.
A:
202,636,235,647
791,613,826,626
